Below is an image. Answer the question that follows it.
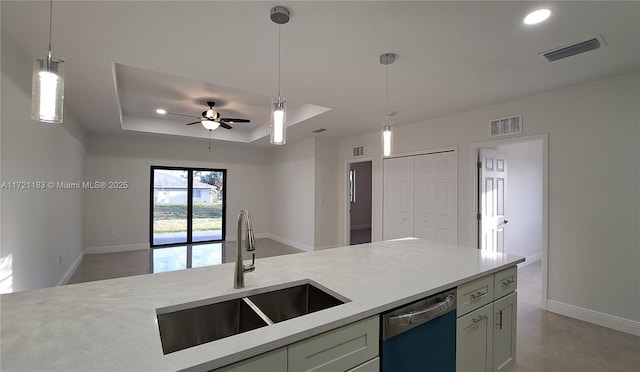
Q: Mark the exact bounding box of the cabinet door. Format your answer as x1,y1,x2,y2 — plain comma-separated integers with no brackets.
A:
414,152,457,244
215,347,287,372
288,316,379,372
493,292,517,372
383,157,415,240
457,303,494,372
346,357,379,372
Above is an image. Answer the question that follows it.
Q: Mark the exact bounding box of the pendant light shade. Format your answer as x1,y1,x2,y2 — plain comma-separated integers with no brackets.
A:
269,6,290,145
270,97,287,145
382,119,393,157
380,53,395,157
31,0,64,124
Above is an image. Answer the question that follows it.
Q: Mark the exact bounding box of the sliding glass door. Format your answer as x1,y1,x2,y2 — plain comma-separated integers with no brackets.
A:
151,166,226,247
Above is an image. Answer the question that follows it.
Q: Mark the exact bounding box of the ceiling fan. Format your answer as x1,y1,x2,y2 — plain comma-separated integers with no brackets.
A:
168,101,250,130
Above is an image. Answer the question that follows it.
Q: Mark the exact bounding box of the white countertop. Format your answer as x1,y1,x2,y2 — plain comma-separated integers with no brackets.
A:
0,239,523,371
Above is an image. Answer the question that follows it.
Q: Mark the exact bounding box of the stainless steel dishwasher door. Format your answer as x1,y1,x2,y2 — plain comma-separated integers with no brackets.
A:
381,288,457,372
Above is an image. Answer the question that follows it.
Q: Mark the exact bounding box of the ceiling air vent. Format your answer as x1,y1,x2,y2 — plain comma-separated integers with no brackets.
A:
490,114,522,137
352,145,365,157
541,36,605,62
311,128,327,134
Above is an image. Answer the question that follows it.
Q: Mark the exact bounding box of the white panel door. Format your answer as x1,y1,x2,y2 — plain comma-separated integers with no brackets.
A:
383,156,415,240
414,151,457,244
479,148,508,252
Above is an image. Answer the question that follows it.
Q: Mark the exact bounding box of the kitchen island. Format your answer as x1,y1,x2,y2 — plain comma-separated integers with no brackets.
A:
0,238,523,371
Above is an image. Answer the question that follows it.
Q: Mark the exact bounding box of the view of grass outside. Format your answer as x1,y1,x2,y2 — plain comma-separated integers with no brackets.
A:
153,202,222,233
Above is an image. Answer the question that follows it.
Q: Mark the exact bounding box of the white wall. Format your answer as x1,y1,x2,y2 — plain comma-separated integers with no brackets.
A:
496,140,543,265
314,138,340,249
338,72,640,330
83,134,271,251
268,138,316,251
1,34,86,292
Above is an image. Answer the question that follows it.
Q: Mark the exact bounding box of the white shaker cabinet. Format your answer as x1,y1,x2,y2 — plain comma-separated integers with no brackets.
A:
215,347,287,372
457,303,495,372
493,292,517,371
288,316,379,372
456,266,518,372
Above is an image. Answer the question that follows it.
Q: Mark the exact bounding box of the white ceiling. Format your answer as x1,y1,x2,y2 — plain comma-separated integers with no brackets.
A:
2,1,639,147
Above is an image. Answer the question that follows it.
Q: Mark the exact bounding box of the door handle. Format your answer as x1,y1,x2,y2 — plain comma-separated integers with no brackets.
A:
497,219,509,227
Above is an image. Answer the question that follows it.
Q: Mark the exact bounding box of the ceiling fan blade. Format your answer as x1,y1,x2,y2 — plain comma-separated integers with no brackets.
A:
185,121,201,125
167,112,200,119
220,118,251,123
219,122,233,130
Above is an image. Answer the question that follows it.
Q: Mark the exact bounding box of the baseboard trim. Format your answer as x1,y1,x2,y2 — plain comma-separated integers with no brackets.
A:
267,234,314,252
350,224,371,230
517,253,542,268
57,251,84,286
546,299,640,336
225,232,269,243
85,242,150,255
314,244,340,250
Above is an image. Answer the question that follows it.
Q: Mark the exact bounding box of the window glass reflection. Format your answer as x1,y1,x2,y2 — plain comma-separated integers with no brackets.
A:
151,243,223,273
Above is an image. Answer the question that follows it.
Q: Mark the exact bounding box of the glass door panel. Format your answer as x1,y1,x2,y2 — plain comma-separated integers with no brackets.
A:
192,170,224,243
152,169,189,245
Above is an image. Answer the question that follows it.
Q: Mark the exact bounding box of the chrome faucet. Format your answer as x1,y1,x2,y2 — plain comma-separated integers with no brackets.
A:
234,208,256,288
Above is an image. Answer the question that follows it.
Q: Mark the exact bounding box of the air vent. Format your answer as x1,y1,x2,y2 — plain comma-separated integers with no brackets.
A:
541,37,604,62
311,128,327,134
490,115,522,137
352,145,365,157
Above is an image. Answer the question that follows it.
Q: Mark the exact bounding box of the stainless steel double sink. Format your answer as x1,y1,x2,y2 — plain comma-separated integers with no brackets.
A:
156,281,347,354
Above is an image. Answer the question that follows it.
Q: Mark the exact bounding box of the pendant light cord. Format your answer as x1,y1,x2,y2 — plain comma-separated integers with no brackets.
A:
277,24,281,98
385,63,389,118
48,0,53,58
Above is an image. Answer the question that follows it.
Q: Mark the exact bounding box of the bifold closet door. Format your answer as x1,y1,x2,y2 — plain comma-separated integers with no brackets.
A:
383,156,415,240
414,152,457,244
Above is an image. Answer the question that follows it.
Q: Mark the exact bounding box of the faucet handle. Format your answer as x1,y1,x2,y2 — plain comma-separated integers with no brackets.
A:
243,253,255,273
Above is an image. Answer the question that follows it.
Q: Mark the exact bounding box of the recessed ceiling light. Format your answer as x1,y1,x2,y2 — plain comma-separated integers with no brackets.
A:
524,9,551,25
156,108,167,115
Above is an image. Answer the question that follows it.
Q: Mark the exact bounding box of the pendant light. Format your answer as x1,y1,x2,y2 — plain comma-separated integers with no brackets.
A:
31,0,64,124
269,6,290,145
380,53,395,157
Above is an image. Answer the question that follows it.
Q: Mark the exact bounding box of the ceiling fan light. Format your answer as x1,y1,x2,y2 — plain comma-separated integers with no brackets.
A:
205,108,218,119
201,120,220,130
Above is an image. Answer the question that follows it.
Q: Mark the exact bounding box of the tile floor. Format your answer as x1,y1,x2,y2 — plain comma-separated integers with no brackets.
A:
513,262,638,372
67,243,639,371
67,238,303,284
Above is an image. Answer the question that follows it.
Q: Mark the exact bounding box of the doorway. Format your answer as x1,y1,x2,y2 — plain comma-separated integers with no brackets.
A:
348,161,373,245
471,134,548,309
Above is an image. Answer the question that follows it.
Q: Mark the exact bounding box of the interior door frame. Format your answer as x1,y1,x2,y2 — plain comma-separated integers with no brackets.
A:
344,158,374,246
468,133,549,310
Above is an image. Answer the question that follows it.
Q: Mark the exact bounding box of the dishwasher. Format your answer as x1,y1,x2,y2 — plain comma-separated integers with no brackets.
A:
381,288,456,371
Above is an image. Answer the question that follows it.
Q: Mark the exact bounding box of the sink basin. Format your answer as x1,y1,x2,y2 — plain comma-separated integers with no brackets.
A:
156,281,347,354
248,283,345,323
157,298,268,354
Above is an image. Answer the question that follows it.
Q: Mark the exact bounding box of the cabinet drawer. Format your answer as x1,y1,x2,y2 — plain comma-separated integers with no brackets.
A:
494,266,517,300
457,275,494,316
215,347,287,372
288,316,379,372
346,357,379,372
